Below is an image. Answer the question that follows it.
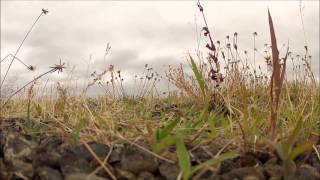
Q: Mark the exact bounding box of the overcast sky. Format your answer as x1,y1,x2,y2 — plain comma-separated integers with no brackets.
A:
1,1,319,96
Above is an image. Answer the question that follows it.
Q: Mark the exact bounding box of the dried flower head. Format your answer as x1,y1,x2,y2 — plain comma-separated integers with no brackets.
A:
49,59,66,73
28,65,35,71
42,8,49,15
197,2,204,12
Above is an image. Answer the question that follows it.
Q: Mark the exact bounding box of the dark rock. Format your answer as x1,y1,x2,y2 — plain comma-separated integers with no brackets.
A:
193,169,216,179
65,173,108,180
138,171,156,180
0,118,25,133
115,168,137,180
34,147,62,168
152,111,161,118
120,144,158,174
108,147,122,163
0,158,9,180
3,133,37,160
59,142,109,175
239,153,262,167
63,142,109,161
59,154,93,175
246,151,271,164
268,177,281,180
218,158,241,174
36,166,63,180
191,147,212,163
308,151,320,172
219,167,265,180
34,136,64,168
287,164,320,180
263,164,282,179
158,162,180,180
10,160,34,179
39,135,63,149
3,133,37,179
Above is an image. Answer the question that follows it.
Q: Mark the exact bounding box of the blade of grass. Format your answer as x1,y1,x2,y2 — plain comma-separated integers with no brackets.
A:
154,136,178,153
155,118,179,143
176,138,192,180
189,55,208,101
288,142,313,161
191,151,238,174
268,9,286,139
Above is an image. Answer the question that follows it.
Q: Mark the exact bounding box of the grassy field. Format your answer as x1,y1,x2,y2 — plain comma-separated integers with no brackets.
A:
0,2,319,180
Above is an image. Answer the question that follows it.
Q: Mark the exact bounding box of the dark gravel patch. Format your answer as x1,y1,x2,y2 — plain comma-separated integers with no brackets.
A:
1,118,319,180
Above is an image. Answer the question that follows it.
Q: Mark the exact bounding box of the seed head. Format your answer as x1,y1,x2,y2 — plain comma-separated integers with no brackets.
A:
42,8,49,15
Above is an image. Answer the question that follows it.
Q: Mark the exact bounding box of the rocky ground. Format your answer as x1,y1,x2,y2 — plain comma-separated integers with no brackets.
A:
0,118,319,180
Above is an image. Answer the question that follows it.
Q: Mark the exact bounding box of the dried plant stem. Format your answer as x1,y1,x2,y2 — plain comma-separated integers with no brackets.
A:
1,68,57,108
82,141,117,180
1,11,45,87
116,133,175,164
268,10,288,139
1,54,30,69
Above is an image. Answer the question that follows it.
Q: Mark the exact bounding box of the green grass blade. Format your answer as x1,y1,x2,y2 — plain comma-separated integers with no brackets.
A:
154,118,179,143
208,115,217,138
154,136,178,153
286,119,303,152
191,151,238,174
176,138,192,180
288,142,312,161
189,55,207,101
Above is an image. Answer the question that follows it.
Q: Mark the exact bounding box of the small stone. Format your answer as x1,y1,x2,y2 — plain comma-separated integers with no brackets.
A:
159,162,180,180
65,173,108,180
115,168,137,180
246,151,271,164
152,111,161,118
138,171,156,180
108,146,122,163
39,135,63,149
263,163,282,178
36,167,63,180
269,177,282,180
287,164,320,180
4,133,37,160
120,144,158,174
239,153,262,167
68,142,110,161
264,157,279,166
308,151,320,172
3,133,37,179
220,167,265,180
243,176,260,180
34,148,62,168
218,158,241,174
59,155,93,175
11,160,34,179
0,158,9,179
59,142,108,175
191,147,212,162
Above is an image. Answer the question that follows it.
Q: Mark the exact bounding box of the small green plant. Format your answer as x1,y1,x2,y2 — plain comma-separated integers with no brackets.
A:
153,117,238,180
72,117,87,144
189,55,211,128
153,117,180,153
267,118,313,178
176,137,238,180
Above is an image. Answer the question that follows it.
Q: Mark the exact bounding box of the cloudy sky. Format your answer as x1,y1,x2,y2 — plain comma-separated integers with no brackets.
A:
1,1,319,95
